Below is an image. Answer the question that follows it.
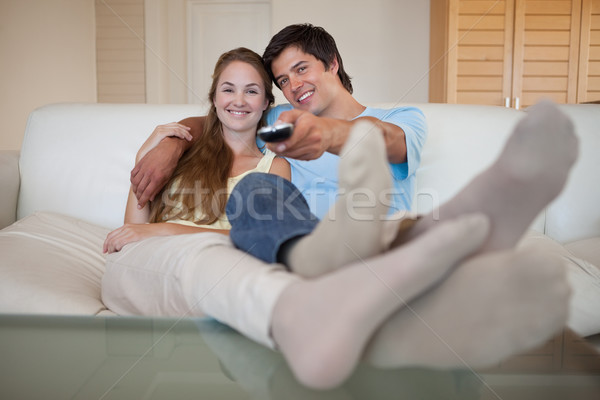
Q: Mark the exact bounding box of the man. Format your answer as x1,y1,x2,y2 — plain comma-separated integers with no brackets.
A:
103,24,575,389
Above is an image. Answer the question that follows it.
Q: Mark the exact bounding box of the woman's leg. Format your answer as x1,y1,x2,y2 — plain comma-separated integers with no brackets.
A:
102,232,299,348
269,213,491,389
353,100,577,375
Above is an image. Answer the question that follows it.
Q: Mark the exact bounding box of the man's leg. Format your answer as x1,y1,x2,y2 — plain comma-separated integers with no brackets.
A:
226,173,319,266
263,101,576,388
390,99,579,253
282,120,392,276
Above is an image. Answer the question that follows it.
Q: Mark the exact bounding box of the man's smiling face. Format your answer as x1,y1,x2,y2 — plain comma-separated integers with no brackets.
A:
271,46,340,116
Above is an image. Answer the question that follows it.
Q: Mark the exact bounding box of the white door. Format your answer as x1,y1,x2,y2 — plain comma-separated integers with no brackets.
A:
145,0,271,105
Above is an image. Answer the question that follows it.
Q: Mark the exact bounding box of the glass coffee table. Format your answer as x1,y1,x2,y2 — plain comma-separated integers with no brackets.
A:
1,314,599,399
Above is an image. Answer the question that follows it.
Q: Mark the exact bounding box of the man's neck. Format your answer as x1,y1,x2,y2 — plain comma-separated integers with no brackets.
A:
318,91,366,121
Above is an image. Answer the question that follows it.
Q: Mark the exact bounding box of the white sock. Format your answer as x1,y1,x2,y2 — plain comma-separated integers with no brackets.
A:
286,120,392,277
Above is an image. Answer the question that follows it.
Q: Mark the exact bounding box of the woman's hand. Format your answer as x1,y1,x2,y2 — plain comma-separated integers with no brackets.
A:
136,123,192,162
103,222,229,254
103,223,161,254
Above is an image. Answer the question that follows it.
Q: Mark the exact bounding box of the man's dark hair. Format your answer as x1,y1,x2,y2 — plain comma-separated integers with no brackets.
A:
263,24,353,94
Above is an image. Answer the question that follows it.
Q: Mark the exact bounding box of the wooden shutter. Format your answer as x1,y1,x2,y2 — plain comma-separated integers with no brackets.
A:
511,0,582,108
578,0,600,102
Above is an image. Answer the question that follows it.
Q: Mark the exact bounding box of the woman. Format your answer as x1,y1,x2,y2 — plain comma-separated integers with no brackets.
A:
103,47,289,253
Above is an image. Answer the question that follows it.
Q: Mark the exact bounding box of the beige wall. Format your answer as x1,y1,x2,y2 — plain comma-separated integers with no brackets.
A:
96,0,145,103
0,0,97,151
271,0,430,104
144,0,430,105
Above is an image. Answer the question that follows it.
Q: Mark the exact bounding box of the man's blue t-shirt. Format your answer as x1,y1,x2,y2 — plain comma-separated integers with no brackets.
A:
260,104,427,219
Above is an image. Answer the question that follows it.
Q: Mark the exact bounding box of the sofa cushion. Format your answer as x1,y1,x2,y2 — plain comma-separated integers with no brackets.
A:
0,212,110,315
0,150,19,230
565,237,600,268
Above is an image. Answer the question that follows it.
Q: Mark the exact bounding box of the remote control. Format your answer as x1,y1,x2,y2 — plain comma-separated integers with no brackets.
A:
257,122,294,142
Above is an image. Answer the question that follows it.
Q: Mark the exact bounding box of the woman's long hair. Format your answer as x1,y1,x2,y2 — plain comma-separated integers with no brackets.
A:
149,48,275,225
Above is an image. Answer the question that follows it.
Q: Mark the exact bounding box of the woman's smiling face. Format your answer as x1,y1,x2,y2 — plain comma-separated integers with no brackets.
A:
214,60,269,136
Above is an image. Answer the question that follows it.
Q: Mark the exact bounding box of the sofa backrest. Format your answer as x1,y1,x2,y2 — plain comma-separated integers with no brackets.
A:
18,103,207,229
547,105,600,243
408,102,599,244
408,103,524,212
18,102,599,243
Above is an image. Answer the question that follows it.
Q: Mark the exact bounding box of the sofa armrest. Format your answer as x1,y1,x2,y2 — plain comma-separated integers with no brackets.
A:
0,150,20,229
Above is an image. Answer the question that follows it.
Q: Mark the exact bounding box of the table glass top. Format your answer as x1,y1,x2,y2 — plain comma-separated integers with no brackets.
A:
1,314,599,399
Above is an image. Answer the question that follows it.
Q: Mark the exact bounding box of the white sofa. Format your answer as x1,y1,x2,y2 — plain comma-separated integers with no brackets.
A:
1,102,599,336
